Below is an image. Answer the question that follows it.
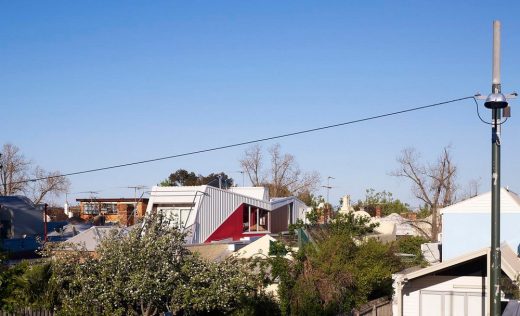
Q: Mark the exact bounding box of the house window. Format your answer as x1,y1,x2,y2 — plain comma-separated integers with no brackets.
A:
100,203,118,214
257,209,268,231
84,203,99,215
242,205,269,232
157,207,191,229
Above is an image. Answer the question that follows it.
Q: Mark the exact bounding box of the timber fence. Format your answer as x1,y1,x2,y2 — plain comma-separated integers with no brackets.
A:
0,309,54,316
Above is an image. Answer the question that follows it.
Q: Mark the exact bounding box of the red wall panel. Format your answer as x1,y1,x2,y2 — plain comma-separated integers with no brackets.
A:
205,204,267,243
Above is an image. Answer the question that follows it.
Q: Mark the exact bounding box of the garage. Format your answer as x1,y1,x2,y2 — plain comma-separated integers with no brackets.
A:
393,244,520,316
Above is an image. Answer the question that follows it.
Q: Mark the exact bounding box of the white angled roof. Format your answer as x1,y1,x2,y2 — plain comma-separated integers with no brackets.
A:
148,185,208,204
398,243,520,282
234,235,276,259
64,226,130,251
228,187,269,200
441,187,520,214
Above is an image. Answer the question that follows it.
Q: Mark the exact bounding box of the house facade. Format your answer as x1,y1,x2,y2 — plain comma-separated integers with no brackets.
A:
76,198,148,226
441,187,520,261
145,185,308,244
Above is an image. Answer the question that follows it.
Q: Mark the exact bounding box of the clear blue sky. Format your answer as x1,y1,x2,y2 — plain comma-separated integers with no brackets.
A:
2,1,520,207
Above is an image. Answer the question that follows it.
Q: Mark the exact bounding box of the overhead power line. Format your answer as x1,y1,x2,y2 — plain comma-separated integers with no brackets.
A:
15,95,474,184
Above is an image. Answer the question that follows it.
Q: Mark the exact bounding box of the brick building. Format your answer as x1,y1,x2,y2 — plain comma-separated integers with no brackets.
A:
76,198,148,226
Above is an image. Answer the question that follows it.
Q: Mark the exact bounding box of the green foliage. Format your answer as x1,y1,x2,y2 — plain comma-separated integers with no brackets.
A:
160,169,234,188
416,206,432,219
304,195,326,225
329,212,379,238
231,293,281,316
0,262,27,311
501,276,520,300
395,236,429,267
0,260,57,312
288,219,305,235
45,215,265,315
270,212,403,316
354,188,410,217
269,240,289,256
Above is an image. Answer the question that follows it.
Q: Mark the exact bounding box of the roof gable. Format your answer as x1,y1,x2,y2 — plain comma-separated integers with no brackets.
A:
399,243,520,282
441,188,520,214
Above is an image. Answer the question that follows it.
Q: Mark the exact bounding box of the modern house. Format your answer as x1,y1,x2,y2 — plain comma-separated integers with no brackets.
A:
441,187,520,261
392,243,520,316
76,198,149,226
145,185,308,244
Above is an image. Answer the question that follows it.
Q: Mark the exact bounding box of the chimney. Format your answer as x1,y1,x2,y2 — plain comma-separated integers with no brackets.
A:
375,206,382,218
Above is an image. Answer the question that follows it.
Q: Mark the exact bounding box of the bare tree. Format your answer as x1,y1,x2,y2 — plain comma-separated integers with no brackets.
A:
391,146,457,242
0,143,70,205
460,177,481,200
27,167,70,205
0,143,30,195
240,144,320,199
239,145,264,186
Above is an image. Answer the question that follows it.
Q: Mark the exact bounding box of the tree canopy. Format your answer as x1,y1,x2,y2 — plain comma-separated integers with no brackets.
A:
160,169,234,188
353,188,410,217
1,213,275,315
270,212,404,315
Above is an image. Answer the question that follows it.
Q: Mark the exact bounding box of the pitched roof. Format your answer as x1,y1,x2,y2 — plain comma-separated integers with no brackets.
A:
441,187,520,214
186,243,233,262
397,243,520,282
64,226,130,251
0,196,38,212
234,235,276,259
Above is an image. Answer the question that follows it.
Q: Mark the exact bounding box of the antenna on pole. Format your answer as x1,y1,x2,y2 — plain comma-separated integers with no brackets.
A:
322,176,335,204
236,170,245,187
482,20,515,316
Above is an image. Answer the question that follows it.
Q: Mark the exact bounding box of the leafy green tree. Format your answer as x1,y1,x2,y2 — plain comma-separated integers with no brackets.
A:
395,236,429,267
0,262,27,312
160,169,234,188
40,212,267,315
354,188,410,217
270,212,403,315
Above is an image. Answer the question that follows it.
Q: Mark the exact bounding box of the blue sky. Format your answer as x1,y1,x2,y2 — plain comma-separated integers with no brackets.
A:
2,1,520,207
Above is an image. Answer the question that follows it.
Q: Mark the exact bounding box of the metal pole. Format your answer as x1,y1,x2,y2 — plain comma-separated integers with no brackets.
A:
44,203,48,242
490,20,502,316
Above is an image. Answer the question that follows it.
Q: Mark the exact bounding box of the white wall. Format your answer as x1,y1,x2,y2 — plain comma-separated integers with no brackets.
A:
443,213,520,260
400,275,486,316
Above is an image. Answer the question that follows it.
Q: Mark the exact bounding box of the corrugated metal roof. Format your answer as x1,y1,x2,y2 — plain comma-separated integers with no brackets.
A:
441,188,520,214
64,226,130,251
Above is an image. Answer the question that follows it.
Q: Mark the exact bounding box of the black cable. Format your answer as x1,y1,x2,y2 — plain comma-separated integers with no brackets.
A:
473,97,508,125
15,95,474,184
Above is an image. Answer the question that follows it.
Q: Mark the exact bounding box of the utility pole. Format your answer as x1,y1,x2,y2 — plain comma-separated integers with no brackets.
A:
322,176,335,204
127,185,146,222
482,20,514,316
237,171,245,187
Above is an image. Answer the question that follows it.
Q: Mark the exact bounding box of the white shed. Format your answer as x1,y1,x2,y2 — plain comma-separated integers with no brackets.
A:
392,243,520,316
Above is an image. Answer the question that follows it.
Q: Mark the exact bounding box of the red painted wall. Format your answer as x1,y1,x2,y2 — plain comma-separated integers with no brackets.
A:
205,204,267,243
